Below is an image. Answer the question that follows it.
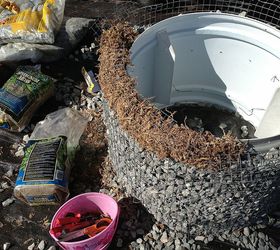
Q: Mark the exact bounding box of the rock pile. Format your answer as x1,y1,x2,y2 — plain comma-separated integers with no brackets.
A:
55,77,102,112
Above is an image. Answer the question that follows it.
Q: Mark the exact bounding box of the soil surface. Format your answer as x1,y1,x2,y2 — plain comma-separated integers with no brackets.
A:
165,104,256,139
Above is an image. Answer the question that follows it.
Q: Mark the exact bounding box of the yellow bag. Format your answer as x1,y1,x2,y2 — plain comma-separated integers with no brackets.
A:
0,0,65,44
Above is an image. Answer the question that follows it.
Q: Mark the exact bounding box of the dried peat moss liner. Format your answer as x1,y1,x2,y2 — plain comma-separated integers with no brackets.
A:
99,23,280,235
98,23,244,169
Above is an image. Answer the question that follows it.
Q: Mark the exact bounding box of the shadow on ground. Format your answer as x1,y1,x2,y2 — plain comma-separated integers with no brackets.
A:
109,197,156,249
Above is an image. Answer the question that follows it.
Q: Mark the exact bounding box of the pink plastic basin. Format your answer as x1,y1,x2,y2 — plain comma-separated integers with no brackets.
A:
49,192,120,250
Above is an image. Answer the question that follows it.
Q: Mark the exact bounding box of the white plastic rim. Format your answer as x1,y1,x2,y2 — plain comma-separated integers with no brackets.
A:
129,12,280,140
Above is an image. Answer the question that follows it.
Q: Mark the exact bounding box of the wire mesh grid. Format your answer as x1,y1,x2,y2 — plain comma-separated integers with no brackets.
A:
114,0,280,30
102,99,280,235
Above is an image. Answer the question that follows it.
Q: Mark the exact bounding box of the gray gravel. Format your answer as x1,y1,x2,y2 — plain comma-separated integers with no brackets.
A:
109,204,280,249
38,240,46,250
3,242,11,250
55,76,103,112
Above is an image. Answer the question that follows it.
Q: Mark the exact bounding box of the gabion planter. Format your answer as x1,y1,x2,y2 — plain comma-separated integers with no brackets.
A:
103,101,280,236
98,0,280,237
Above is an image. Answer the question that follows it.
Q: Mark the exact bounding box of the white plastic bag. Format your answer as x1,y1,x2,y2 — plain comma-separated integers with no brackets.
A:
30,107,88,156
0,0,65,44
0,17,94,62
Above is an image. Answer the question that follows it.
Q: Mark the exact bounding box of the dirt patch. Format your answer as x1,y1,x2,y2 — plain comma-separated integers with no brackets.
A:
164,104,256,139
69,109,108,197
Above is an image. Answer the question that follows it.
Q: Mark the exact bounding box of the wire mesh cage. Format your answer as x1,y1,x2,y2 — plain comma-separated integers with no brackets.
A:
98,0,280,237
115,0,280,30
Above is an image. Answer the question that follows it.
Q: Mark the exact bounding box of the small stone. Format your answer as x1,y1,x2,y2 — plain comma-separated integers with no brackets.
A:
139,243,145,250
175,247,184,250
219,123,227,129
23,134,30,143
258,232,265,240
116,238,123,248
188,239,195,244
175,239,181,246
2,198,14,207
1,182,9,189
38,240,45,250
152,230,159,240
166,239,174,247
3,242,11,250
235,192,241,198
241,125,249,137
47,247,56,250
258,239,265,249
28,243,35,250
184,243,191,249
218,236,224,242
207,235,214,242
15,148,24,157
195,236,205,242
136,238,143,244
153,224,159,232
143,234,150,242
5,170,13,178
265,235,269,242
160,231,169,244
233,230,241,237
243,236,248,245
243,227,250,237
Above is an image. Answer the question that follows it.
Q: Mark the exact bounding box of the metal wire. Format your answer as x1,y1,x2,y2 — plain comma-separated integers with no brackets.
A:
115,0,280,30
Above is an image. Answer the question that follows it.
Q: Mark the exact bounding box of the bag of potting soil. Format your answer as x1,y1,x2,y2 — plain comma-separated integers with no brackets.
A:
14,136,70,205
14,108,88,205
0,0,65,44
0,66,55,132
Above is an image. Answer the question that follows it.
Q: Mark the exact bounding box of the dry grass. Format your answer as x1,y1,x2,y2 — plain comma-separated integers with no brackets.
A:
98,23,245,169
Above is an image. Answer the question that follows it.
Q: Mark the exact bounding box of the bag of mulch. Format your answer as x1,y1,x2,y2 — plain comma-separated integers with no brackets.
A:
14,108,88,205
0,66,55,132
0,0,65,44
